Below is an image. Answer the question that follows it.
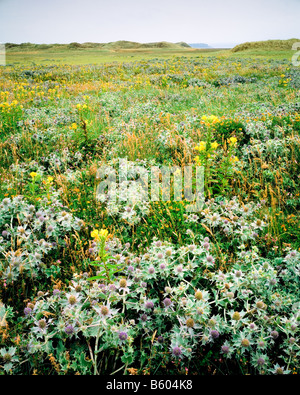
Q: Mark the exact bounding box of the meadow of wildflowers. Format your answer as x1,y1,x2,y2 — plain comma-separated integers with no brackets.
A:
0,54,299,375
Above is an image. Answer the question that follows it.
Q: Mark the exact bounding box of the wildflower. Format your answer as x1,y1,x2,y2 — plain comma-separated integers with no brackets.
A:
38,319,47,330
64,325,75,335
24,307,32,316
140,314,148,322
172,346,182,357
186,318,195,328
163,298,172,308
227,136,237,145
221,344,230,355
211,141,219,150
119,279,127,288
145,300,154,310
100,305,109,316
210,330,220,339
68,295,77,305
148,267,155,274
195,290,203,300
270,330,279,339
241,338,250,348
99,228,109,239
232,312,241,321
91,229,99,240
118,331,128,342
195,141,206,151
30,172,38,178
229,156,239,163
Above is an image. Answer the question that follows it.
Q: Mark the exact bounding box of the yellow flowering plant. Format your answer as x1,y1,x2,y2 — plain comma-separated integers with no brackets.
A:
194,116,240,196
88,228,124,282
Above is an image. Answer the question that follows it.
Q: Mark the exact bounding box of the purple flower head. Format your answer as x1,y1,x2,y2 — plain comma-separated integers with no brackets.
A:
270,330,279,339
157,336,164,344
210,330,220,339
235,270,242,278
221,345,230,354
206,255,214,263
172,346,182,357
148,267,155,274
65,325,75,335
118,331,128,341
257,357,265,366
24,307,32,316
145,300,154,309
176,265,183,273
163,298,172,308
203,242,210,250
108,284,116,292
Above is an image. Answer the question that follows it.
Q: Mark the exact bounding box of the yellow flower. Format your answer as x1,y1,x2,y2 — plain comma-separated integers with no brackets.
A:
227,137,237,145
30,172,38,178
91,228,109,241
71,123,77,130
91,229,99,240
99,229,109,239
47,176,54,183
195,141,206,151
201,115,219,124
230,156,239,163
211,141,219,150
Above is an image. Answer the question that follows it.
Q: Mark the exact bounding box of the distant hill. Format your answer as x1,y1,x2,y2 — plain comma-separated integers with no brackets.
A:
5,41,192,51
189,43,211,48
232,38,300,52
103,40,191,49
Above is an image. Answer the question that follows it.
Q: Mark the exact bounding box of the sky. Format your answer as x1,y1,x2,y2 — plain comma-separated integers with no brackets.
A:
0,0,299,47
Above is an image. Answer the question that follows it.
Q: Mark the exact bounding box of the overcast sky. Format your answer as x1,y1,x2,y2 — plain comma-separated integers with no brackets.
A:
0,0,299,46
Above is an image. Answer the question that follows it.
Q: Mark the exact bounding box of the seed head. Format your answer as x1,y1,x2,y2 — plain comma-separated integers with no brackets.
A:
68,295,77,305
186,318,195,328
195,290,203,300
119,279,127,288
241,338,250,347
100,306,109,316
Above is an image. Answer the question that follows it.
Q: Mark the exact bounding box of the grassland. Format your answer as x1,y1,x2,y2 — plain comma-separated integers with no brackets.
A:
5,41,225,65
0,39,299,376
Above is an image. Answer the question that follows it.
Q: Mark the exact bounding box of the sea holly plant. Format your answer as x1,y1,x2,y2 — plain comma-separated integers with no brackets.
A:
88,229,125,282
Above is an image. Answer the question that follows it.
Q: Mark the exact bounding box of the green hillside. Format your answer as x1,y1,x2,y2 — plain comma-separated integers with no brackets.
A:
232,38,299,52
5,40,191,51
